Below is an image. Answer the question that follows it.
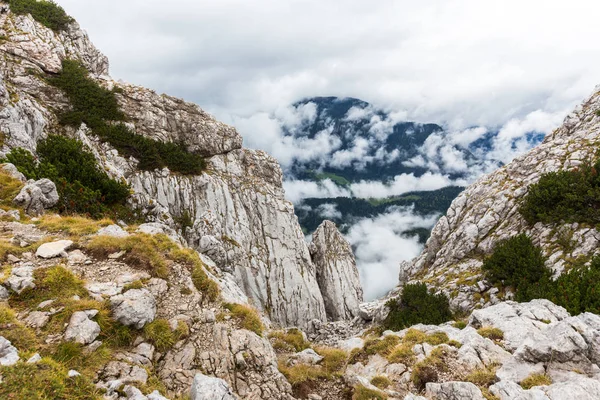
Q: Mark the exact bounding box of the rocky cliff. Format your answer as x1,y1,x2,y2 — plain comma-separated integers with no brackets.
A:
399,86,600,311
309,220,363,321
0,3,371,329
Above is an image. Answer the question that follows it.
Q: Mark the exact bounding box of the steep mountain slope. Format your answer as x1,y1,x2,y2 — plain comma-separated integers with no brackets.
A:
0,3,364,329
399,86,600,311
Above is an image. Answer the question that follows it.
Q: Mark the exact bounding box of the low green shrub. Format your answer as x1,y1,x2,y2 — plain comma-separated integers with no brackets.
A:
483,234,600,315
7,0,73,32
520,161,600,225
383,283,453,331
5,135,130,217
481,234,550,301
48,59,206,175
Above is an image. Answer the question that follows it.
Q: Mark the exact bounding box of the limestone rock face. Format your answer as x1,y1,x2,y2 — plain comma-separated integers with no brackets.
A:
399,86,600,311
0,4,329,329
425,381,485,400
127,150,327,328
309,220,364,321
189,373,236,400
13,178,59,216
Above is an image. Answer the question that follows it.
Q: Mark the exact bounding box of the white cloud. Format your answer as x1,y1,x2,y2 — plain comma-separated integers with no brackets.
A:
316,203,342,220
285,172,466,203
345,207,440,300
56,0,600,134
283,179,351,203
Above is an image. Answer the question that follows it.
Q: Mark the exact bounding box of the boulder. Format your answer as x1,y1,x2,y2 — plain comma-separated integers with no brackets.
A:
0,285,9,300
25,311,50,328
5,265,35,293
1,163,26,182
36,240,73,259
288,348,324,365
425,381,485,400
64,310,101,344
13,178,59,216
0,336,19,366
97,224,130,238
110,289,156,329
190,373,236,400
489,380,549,400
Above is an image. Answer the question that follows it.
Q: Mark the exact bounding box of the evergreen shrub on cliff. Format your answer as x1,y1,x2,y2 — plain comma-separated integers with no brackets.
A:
520,161,600,224
5,135,129,217
48,60,206,175
383,283,452,331
481,234,550,302
483,234,600,315
7,0,73,32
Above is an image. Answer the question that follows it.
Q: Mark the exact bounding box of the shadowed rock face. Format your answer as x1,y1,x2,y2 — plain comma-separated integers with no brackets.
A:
0,6,335,329
398,86,600,312
310,220,363,321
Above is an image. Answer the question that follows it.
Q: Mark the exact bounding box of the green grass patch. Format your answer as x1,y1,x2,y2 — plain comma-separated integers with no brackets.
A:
352,385,388,400
477,327,504,341
0,358,101,399
370,375,392,389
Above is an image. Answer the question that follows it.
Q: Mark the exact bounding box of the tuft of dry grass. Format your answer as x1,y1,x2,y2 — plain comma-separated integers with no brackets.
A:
352,385,388,400
370,375,392,389
477,327,504,341
224,303,264,336
520,373,552,389
269,328,311,353
36,215,114,236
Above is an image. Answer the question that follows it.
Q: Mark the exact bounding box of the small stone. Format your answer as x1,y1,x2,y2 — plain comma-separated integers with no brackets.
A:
190,373,236,400
13,178,59,216
97,225,130,238
85,340,103,354
7,254,20,263
38,299,56,309
110,289,156,329
64,311,101,344
68,370,81,377
68,250,87,265
108,250,126,259
147,390,169,400
36,240,73,259
27,353,41,363
0,286,9,300
0,337,19,366
25,311,50,328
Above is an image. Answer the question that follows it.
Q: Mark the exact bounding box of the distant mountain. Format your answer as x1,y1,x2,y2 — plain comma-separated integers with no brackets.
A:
285,97,510,183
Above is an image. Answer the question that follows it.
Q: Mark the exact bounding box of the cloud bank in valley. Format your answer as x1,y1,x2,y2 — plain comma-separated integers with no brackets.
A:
345,207,440,300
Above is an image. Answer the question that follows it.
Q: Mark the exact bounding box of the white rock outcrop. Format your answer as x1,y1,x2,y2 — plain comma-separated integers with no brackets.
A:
110,289,156,329
189,373,236,400
13,178,59,216
309,220,363,321
36,239,73,259
0,336,19,366
64,310,101,344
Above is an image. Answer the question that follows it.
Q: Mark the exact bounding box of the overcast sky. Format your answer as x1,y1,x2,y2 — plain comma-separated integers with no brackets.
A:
56,0,600,133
